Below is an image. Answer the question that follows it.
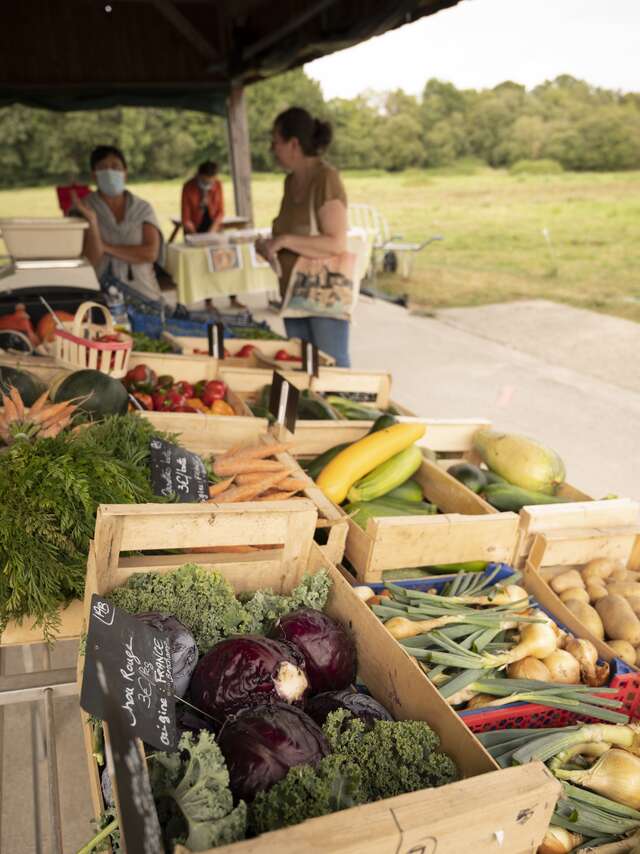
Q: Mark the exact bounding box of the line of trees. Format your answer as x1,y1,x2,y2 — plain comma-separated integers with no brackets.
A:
1,69,639,187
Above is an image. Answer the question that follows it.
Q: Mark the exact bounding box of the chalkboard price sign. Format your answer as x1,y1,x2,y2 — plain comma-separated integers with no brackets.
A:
81,595,178,752
268,371,300,433
301,339,319,377
149,437,209,503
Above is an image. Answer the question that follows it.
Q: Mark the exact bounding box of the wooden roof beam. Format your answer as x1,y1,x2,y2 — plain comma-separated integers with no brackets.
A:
151,0,220,62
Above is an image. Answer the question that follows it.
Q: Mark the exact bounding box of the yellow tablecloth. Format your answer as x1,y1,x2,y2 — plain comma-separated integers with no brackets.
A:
166,242,278,303
166,230,374,305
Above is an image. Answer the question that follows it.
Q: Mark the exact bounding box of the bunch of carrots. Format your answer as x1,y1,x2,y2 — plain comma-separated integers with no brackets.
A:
0,386,81,446
207,441,310,503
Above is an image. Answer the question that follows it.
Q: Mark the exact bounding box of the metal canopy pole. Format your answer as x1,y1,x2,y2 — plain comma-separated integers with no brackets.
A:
226,85,254,226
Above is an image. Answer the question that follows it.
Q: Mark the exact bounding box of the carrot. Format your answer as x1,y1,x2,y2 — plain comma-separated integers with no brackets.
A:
235,470,295,485
209,471,290,502
39,403,77,429
30,399,76,425
215,441,294,465
275,477,309,492
213,458,288,477
208,477,234,497
257,491,297,501
8,386,25,419
38,413,73,438
1,392,18,422
28,389,51,416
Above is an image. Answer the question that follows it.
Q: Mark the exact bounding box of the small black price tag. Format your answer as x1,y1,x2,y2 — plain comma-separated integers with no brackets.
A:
97,662,164,854
80,595,178,752
149,438,209,503
207,322,225,359
268,371,299,433
301,340,319,377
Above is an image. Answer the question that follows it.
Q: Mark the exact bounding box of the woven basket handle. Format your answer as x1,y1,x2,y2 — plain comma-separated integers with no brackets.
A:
71,301,114,338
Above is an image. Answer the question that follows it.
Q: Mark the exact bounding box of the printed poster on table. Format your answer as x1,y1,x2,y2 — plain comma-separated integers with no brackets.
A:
205,244,242,274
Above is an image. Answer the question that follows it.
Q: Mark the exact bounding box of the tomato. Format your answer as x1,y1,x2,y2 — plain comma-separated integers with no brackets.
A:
124,364,157,390
174,380,194,398
237,344,256,358
275,349,302,362
201,380,227,406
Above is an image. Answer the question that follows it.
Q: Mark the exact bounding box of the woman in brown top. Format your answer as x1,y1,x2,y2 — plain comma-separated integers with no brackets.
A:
257,107,351,366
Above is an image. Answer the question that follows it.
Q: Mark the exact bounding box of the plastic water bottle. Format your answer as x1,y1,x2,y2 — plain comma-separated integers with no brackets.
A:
105,285,131,332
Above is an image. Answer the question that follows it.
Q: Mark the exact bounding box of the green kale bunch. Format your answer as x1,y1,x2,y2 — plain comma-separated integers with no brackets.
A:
323,710,458,800
248,754,366,835
110,565,331,652
150,730,247,852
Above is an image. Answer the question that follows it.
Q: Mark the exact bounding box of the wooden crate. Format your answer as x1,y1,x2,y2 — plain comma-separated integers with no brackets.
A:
164,334,335,367
0,600,84,647
516,498,640,567
137,417,348,564
0,352,69,385
79,502,559,854
524,525,640,661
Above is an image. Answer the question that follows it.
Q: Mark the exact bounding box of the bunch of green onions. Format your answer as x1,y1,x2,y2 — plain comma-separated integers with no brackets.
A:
478,724,640,853
370,570,624,723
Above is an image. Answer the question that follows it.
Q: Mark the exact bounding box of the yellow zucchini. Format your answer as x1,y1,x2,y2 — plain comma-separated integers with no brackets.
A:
315,423,426,503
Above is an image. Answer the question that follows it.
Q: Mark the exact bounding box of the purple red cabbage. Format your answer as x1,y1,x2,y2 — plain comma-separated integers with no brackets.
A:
189,635,308,722
306,689,394,729
218,704,330,801
271,608,357,693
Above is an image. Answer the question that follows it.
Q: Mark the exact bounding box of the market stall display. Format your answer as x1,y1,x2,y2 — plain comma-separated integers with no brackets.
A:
76,501,558,854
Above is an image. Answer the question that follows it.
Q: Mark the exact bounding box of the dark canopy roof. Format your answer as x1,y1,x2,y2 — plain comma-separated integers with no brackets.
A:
0,0,462,114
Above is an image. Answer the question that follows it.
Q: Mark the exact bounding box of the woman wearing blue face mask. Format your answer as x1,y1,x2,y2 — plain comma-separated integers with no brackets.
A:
73,145,164,303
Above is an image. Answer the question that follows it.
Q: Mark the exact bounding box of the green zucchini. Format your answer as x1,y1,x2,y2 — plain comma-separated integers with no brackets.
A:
344,497,437,530
484,469,508,485
448,462,487,494
385,478,423,503
482,483,572,512
368,413,398,434
324,394,385,420
347,445,423,503
305,442,352,480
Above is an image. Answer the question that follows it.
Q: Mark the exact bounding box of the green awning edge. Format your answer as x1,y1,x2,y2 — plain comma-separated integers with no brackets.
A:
0,87,229,116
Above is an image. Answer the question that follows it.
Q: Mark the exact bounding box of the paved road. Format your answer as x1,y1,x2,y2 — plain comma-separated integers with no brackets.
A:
348,297,640,499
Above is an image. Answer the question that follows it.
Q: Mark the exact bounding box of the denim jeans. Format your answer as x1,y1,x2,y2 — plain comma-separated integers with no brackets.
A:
284,316,351,368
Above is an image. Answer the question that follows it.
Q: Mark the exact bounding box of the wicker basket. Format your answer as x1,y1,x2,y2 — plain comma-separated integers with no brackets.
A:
53,301,132,378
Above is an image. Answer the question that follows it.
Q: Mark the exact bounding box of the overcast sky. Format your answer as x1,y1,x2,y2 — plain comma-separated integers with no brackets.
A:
305,0,640,98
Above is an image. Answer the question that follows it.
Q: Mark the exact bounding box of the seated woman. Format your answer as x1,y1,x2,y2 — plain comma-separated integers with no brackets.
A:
73,145,164,304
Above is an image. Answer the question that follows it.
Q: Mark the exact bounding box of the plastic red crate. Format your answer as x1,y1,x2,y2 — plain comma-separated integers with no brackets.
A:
461,663,640,733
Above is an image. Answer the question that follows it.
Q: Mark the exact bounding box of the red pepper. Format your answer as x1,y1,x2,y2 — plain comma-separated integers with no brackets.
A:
201,380,227,407
152,388,188,412
124,364,157,390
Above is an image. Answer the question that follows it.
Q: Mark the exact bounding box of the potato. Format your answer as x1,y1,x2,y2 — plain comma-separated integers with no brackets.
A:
564,599,605,640
607,640,637,666
559,587,590,604
605,581,640,598
610,568,631,582
581,558,623,585
596,595,640,645
586,583,608,603
627,595,640,618
550,569,585,594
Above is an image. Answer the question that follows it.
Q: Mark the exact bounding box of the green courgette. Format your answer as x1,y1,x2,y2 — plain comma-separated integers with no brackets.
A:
324,394,385,420
344,497,437,530
368,413,398,433
385,478,423,503
305,442,352,480
482,483,572,512
448,462,487,494
347,445,423,503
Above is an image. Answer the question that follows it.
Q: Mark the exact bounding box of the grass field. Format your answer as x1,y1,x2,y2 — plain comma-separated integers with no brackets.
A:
2,166,640,322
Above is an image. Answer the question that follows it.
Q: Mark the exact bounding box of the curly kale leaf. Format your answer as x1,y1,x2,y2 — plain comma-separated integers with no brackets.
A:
110,564,254,652
323,710,458,801
248,753,366,836
150,730,246,852
240,572,332,633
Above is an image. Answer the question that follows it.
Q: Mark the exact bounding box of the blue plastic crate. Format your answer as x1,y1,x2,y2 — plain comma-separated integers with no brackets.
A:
369,565,636,728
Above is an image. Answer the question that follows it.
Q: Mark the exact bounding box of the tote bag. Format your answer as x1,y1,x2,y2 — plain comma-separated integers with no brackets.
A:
280,195,361,320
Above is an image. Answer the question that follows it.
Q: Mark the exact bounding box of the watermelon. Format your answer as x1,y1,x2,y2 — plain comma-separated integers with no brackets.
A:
0,366,47,406
52,369,128,419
